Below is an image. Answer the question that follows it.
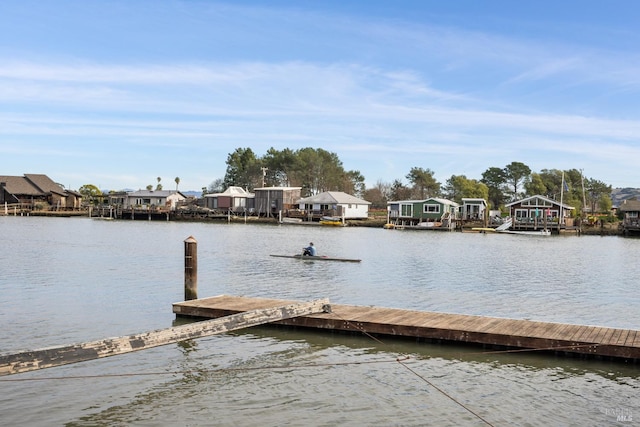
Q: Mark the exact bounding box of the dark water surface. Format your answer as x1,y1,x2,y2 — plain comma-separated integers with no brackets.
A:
0,216,638,426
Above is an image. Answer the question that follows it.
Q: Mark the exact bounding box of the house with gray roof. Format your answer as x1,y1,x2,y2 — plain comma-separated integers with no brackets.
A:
123,189,186,210
618,198,640,236
298,191,371,219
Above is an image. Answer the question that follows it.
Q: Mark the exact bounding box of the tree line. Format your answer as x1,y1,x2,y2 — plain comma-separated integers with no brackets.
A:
205,147,365,198
209,147,612,215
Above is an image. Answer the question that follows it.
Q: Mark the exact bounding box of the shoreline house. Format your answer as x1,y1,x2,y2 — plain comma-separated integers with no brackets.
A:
0,174,81,210
618,198,640,236
505,195,575,232
254,187,302,217
123,189,187,210
461,198,488,222
203,186,255,214
387,197,460,230
297,191,371,220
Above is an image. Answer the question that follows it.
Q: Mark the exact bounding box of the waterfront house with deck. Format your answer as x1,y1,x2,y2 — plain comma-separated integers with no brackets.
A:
0,174,79,211
387,197,460,230
254,187,302,217
461,198,488,222
618,198,640,236
297,191,371,220
123,189,186,210
505,195,575,233
203,186,255,214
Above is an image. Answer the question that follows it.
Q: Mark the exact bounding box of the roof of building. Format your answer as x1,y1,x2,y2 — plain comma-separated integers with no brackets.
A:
204,186,254,198
298,191,371,205
254,186,302,191
24,174,66,195
618,198,640,212
461,198,488,205
0,174,65,196
127,190,186,198
505,195,574,209
387,197,459,207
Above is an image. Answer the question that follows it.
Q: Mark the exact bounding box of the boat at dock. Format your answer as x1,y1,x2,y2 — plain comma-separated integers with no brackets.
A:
270,254,361,262
319,216,345,226
497,229,551,236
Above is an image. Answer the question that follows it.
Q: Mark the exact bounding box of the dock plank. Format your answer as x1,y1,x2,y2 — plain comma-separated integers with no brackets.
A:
173,295,640,361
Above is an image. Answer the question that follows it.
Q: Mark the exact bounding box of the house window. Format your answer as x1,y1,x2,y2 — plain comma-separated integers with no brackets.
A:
400,203,413,217
424,204,440,214
515,209,528,218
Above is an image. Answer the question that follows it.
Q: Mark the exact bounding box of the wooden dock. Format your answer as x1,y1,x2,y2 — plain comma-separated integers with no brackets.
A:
173,295,640,362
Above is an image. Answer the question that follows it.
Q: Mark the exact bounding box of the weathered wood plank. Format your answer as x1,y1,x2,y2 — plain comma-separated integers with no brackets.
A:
0,298,330,376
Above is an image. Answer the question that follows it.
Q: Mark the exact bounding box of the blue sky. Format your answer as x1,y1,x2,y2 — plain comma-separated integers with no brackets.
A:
1,1,639,192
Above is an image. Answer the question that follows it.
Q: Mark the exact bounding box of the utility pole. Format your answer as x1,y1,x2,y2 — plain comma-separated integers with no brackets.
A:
580,169,587,216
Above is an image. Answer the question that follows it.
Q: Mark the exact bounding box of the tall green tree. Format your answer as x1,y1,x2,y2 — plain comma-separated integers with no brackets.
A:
389,179,412,201
524,173,546,197
289,148,346,196
442,175,488,204
480,167,507,210
503,161,531,201
262,147,296,187
223,147,262,191
585,178,612,214
406,167,440,199
78,184,103,206
344,170,365,198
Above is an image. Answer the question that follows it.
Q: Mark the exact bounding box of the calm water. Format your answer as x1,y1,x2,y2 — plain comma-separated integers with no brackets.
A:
0,216,638,426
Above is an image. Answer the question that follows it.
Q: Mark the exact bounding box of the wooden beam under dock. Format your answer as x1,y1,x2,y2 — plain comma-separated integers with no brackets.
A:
173,295,640,362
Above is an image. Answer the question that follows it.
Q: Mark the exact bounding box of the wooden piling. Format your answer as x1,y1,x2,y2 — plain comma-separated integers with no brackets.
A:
184,236,198,300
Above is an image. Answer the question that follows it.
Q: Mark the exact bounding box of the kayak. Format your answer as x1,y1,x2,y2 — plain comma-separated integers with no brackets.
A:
270,254,361,263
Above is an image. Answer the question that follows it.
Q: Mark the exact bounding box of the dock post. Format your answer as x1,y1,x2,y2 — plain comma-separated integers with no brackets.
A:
184,235,198,300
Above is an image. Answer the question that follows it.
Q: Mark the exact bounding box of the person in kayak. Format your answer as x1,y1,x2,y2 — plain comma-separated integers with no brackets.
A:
302,242,317,256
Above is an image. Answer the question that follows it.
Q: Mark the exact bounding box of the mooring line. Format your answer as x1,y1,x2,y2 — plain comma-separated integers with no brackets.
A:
395,358,495,427
0,359,405,382
328,310,494,426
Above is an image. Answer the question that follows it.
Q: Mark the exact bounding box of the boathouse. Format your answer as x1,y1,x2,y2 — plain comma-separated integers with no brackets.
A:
203,186,255,214
387,197,460,229
505,195,575,233
254,186,302,217
618,198,640,236
297,191,371,220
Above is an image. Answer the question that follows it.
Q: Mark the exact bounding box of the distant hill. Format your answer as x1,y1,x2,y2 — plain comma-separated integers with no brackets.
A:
181,190,202,198
612,188,640,206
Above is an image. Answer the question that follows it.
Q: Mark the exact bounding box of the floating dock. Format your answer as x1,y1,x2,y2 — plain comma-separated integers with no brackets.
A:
174,295,640,362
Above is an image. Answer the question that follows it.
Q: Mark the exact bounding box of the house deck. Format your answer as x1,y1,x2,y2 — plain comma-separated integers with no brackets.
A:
173,295,640,362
